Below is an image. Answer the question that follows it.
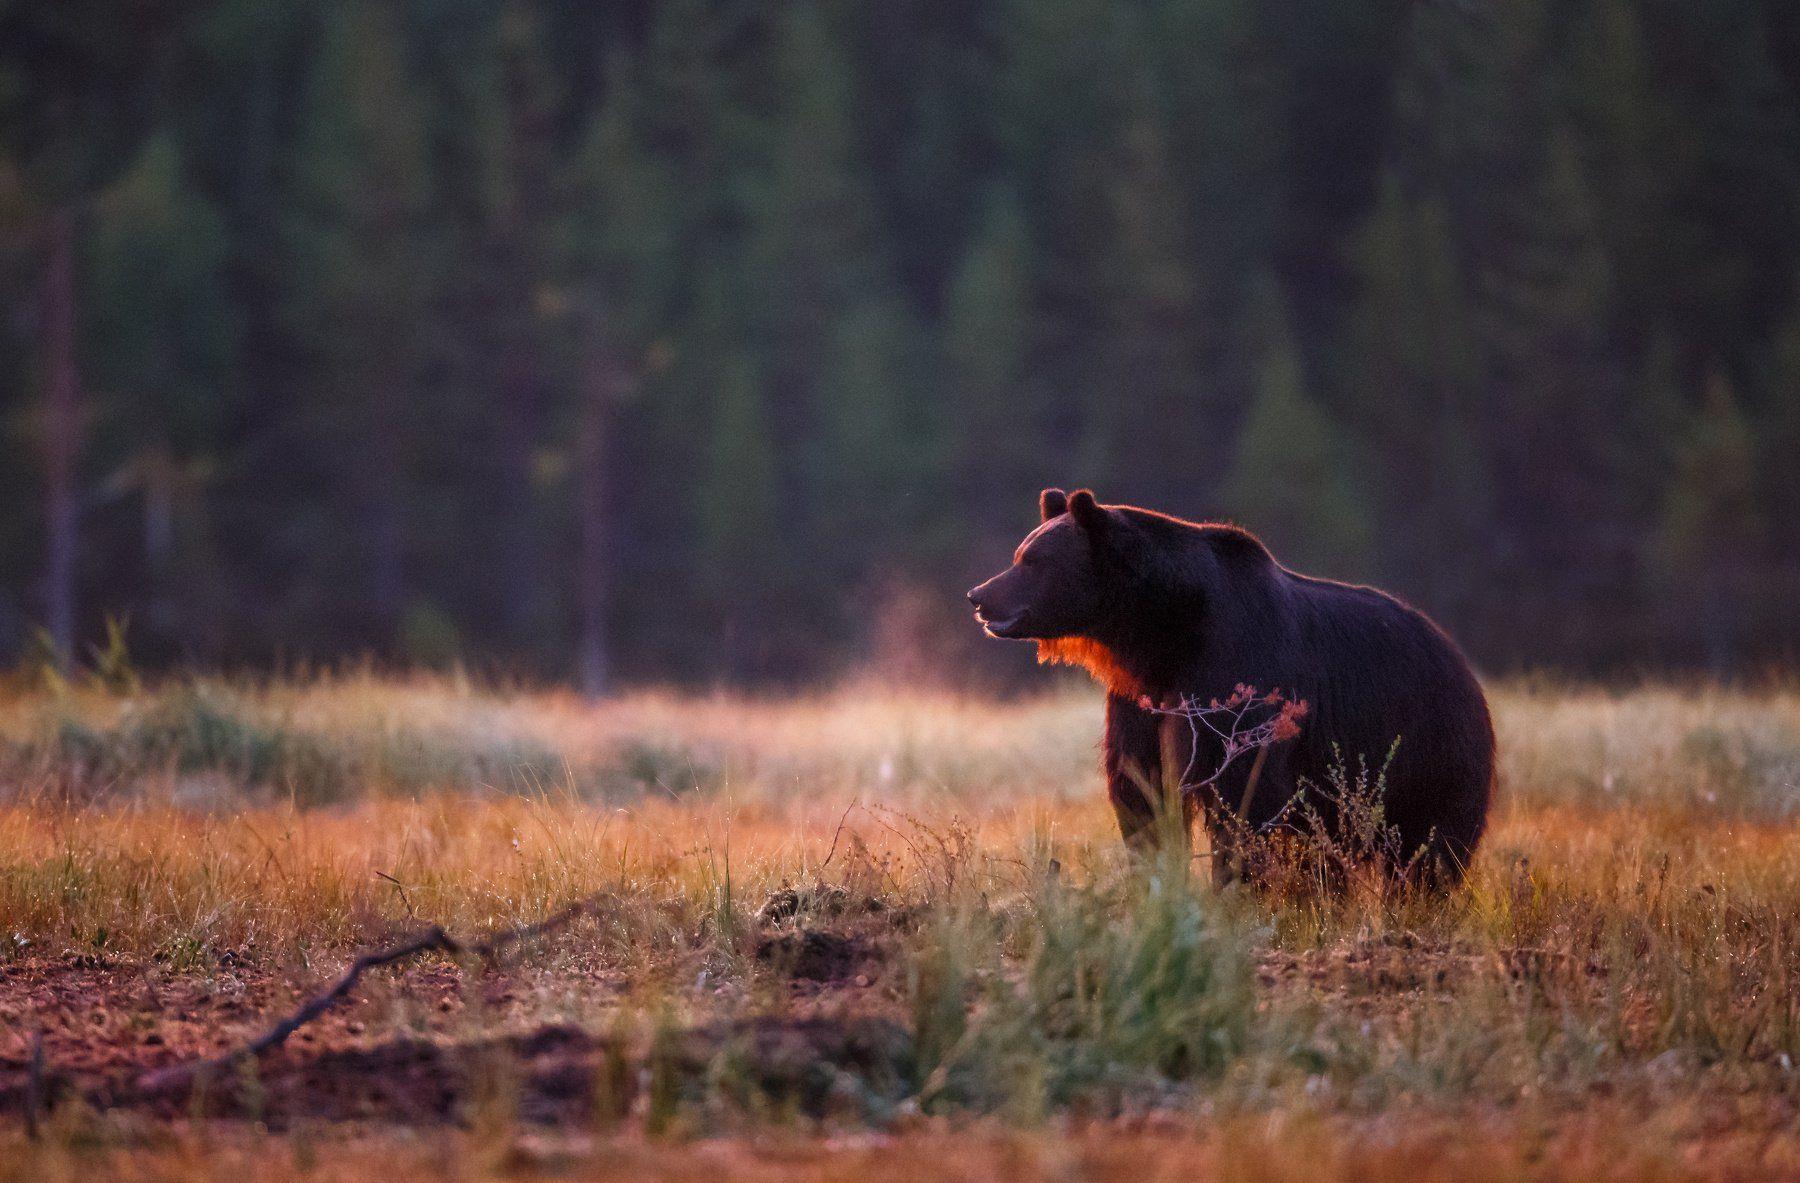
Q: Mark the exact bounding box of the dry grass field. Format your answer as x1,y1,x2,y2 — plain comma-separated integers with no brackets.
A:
2,673,1799,1180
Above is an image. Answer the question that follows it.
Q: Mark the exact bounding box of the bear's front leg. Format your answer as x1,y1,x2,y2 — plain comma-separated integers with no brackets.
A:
1103,693,1189,852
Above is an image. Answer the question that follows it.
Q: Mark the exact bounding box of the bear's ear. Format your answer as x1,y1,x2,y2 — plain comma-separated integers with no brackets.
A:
1039,487,1068,521
1068,489,1107,533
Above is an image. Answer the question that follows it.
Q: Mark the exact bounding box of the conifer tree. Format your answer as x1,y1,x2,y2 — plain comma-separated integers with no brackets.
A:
84,132,237,648
1485,127,1629,657
410,0,571,653
1226,277,1373,579
1658,371,1765,672
697,352,780,584
1342,173,1490,615
1562,0,1676,330
944,185,1039,534
742,0,913,591
1092,97,1211,507
278,0,431,643
990,0,1141,471
689,267,782,679
0,0,1795,676
0,0,186,664
559,57,681,692
1760,306,1800,530
810,298,933,564
1145,0,1285,287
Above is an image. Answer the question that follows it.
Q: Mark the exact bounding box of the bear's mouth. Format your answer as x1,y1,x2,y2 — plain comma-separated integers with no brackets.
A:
976,610,1029,639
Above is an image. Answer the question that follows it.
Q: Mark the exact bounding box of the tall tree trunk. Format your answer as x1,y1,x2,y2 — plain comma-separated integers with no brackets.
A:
497,344,543,648
142,443,177,644
365,365,406,648
41,207,81,669
576,337,629,697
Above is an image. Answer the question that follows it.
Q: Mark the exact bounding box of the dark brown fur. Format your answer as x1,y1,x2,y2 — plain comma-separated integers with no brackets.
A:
969,489,1495,886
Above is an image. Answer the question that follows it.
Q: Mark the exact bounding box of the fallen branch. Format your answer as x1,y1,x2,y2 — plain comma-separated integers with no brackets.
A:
135,892,610,1096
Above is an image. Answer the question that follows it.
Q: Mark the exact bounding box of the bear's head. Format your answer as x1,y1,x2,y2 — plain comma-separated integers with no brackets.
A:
969,488,1271,699
966,487,1116,642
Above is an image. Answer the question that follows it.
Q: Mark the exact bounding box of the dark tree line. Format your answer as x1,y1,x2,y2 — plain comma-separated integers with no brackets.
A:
2,0,1798,686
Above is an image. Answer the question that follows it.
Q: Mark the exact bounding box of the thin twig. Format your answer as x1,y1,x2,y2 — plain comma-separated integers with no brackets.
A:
1149,687,1304,814
134,892,609,1096
374,871,417,921
820,798,859,868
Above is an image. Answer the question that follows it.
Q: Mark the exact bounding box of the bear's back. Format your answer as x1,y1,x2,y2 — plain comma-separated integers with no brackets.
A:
1276,570,1494,873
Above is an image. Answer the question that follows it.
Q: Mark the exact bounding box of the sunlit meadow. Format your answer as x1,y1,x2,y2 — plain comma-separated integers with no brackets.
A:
2,673,1798,1180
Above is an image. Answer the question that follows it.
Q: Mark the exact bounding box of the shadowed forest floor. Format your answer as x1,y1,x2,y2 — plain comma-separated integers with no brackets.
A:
2,676,1799,1180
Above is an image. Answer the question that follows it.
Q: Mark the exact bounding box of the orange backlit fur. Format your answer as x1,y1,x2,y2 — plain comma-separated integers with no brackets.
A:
1036,637,1146,701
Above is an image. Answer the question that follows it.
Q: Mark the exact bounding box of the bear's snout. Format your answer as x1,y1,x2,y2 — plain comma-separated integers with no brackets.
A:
968,572,1033,638
967,576,1003,614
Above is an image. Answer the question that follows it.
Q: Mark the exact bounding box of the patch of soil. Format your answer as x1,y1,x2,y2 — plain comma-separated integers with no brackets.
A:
0,949,625,1114
757,883,921,929
1,947,914,1130
1258,931,1484,999
0,952,287,1081
2,1014,915,1129
755,929,878,984
753,882,910,988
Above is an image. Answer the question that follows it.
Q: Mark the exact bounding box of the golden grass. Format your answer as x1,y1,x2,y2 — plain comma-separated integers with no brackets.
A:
0,672,1101,807
2,675,1798,1178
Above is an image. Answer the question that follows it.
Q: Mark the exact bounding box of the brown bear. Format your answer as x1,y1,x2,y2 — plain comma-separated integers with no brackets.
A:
968,488,1493,886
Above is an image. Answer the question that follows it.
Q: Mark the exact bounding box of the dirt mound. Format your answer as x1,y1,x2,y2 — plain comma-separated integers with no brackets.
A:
755,929,878,983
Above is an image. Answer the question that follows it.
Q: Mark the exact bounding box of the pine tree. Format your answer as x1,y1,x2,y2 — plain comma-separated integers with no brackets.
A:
1225,277,1373,579
1751,303,1800,649
944,185,1040,534
743,0,888,369
1658,371,1765,672
1760,306,1800,530
853,0,994,306
1141,0,1290,471
1656,8,1799,360
1618,333,1691,508
406,0,570,655
696,351,780,583
1144,0,1286,286
0,147,33,653
1090,96,1211,508
809,297,932,564
564,59,679,345
990,0,1141,473
741,0,916,598
689,271,782,679
1393,0,1629,657
86,133,236,479
1,0,1797,680
1341,173,1490,618
0,0,187,664
1485,127,1631,657
278,0,432,645
84,131,237,648
558,56,681,693
1562,0,1678,331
